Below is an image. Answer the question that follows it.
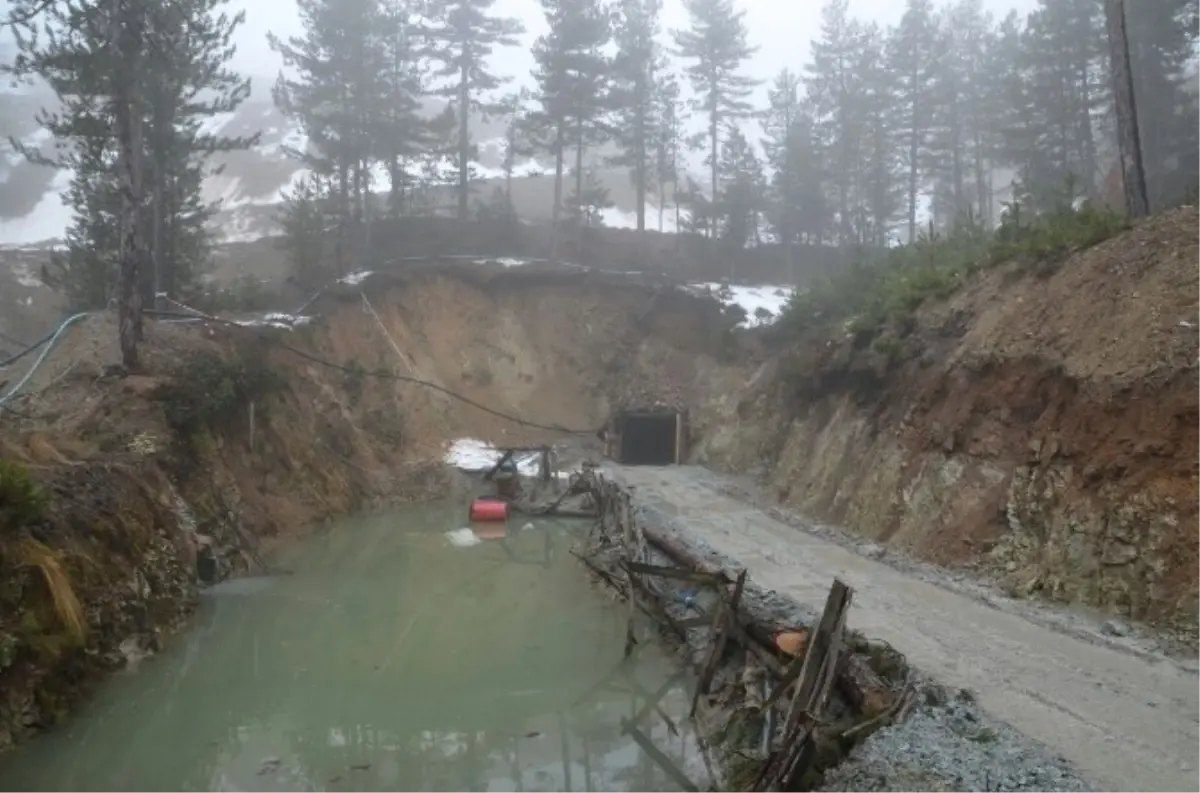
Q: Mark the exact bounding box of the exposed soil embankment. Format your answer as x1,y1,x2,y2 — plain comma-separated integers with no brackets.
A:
0,263,744,750
693,207,1200,641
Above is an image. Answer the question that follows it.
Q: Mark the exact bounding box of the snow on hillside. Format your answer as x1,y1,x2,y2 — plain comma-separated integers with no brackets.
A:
0,94,706,247
686,282,794,327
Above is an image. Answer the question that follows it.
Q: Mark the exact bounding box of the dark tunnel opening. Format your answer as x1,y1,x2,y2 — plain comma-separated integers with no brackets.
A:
618,412,679,466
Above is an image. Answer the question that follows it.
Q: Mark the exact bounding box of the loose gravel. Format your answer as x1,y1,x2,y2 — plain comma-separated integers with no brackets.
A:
822,682,1091,792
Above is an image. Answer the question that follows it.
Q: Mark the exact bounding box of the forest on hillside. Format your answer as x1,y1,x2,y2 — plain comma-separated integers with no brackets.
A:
2,0,1197,367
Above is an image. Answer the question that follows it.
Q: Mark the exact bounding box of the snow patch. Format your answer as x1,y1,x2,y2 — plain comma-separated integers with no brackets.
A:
686,282,795,328
444,438,540,475
471,256,534,267
11,262,44,288
233,312,313,330
338,270,374,286
444,527,483,548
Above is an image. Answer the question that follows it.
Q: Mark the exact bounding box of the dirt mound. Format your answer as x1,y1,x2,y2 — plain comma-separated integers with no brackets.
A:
694,207,1200,639
934,206,1197,383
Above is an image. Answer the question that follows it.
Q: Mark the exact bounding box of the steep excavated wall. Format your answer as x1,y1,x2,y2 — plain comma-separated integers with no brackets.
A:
0,264,746,750
693,208,1200,641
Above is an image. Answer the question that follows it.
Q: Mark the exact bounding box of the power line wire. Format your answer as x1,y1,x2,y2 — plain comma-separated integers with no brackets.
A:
142,309,600,436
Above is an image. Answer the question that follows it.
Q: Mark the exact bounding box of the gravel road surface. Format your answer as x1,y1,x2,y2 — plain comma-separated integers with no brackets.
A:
612,465,1200,792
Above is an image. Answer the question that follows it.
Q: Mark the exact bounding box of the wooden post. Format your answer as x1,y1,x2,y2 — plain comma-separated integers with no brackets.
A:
1104,0,1150,218
248,401,256,452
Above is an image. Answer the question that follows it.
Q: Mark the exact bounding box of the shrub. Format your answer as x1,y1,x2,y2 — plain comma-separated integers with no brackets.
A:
0,459,50,534
773,200,1127,345
158,351,286,438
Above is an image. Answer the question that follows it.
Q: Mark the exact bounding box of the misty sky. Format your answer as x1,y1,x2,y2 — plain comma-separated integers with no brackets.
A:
239,0,1040,100
3,0,1041,102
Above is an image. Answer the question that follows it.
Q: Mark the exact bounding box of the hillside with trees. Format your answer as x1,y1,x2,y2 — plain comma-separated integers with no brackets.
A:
2,0,1197,365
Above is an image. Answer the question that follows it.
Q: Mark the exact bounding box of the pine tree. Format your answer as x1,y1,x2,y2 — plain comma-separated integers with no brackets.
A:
1126,0,1199,208
566,167,614,227
768,111,828,247
804,0,864,245
856,22,901,246
531,0,612,232
376,0,436,218
715,123,764,257
142,0,257,304
651,73,685,233
672,0,758,239
10,0,254,368
926,0,996,228
610,0,662,232
271,0,389,272
888,0,939,242
761,68,801,274
426,0,524,221
1003,0,1107,211
276,173,337,293
496,88,537,208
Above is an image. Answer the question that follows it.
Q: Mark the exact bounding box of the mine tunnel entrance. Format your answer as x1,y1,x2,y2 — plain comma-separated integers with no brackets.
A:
612,410,685,466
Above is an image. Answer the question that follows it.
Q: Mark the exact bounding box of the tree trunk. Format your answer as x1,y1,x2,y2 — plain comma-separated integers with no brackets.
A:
1104,0,1149,218
709,112,718,241
457,58,471,221
151,127,164,307
552,124,564,225
113,0,145,369
907,102,918,242
635,83,646,233
336,162,349,275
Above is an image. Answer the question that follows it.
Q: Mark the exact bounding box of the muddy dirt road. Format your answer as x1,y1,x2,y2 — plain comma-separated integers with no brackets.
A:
613,465,1199,792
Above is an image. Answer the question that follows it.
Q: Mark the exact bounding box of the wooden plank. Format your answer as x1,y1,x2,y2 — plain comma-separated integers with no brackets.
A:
690,569,748,718
624,560,725,585
675,615,713,630
483,449,514,482
626,670,686,736
754,579,854,792
620,718,699,792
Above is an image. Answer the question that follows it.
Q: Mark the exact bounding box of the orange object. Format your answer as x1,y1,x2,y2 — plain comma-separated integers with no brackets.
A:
774,630,808,657
468,497,510,522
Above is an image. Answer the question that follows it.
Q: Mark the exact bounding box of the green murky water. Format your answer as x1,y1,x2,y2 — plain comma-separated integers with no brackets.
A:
0,505,702,792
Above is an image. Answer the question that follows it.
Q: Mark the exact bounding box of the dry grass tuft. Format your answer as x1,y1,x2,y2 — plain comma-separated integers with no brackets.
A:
19,538,88,646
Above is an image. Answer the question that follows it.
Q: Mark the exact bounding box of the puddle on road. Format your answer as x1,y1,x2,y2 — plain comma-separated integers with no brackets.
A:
0,504,703,792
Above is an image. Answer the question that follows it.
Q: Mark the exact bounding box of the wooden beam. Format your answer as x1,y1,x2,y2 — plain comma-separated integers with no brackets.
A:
624,560,725,586
620,719,699,792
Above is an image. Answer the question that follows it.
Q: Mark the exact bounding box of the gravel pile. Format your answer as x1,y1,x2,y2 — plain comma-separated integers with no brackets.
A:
822,683,1093,792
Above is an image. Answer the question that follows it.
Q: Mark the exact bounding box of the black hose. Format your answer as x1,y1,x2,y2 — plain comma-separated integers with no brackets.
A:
0,329,54,368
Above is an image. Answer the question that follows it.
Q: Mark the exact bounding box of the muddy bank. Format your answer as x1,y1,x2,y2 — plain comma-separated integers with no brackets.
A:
0,265,744,751
573,469,1090,791
692,207,1200,641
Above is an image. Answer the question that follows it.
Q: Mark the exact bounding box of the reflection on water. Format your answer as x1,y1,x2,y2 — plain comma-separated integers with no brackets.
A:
0,504,703,792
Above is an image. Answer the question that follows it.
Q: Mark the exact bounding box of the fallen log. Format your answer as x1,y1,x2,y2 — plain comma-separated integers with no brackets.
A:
612,495,895,720
573,469,906,791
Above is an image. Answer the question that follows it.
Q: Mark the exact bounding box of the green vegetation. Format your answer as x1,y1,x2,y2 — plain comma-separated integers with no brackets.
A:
0,459,50,534
158,350,286,439
774,200,1128,345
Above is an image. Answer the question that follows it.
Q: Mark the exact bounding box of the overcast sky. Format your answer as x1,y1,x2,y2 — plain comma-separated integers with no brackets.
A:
237,0,1040,98
0,0,1041,104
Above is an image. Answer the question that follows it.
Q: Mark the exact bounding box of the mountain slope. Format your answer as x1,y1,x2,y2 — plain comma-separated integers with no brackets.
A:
0,86,700,247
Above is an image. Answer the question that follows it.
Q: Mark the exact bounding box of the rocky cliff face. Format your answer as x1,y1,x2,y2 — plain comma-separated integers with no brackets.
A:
692,208,1199,641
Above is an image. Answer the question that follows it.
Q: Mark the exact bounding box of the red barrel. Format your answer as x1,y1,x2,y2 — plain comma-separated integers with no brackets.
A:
469,498,510,522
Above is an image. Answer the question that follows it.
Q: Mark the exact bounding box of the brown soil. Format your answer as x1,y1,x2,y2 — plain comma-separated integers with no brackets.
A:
696,207,1200,637
0,264,743,749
